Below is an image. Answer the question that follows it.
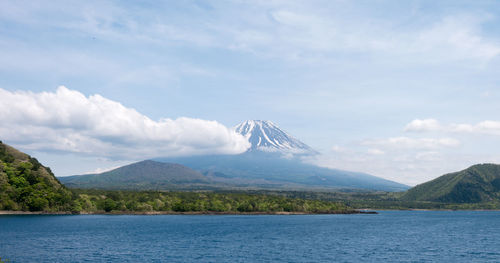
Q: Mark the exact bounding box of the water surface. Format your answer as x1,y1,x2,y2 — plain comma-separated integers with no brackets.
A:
1,211,500,262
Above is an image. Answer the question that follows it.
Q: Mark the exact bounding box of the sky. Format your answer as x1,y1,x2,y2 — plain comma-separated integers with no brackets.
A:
1,0,500,185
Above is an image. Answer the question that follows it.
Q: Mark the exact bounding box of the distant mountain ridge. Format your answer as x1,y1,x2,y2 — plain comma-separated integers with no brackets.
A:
402,163,500,203
60,160,211,190
60,155,408,191
157,151,409,191
235,120,317,155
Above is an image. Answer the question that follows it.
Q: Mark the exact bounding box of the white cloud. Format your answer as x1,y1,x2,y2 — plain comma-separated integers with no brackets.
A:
331,145,345,153
405,119,500,136
415,151,440,161
480,91,492,98
304,144,464,186
0,86,250,158
310,135,460,185
83,165,121,175
414,16,500,62
225,9,500,64
404,119,441,132
2,1,499,67
305,116,500,185
367,148,385,155
307,147,500,186
451,121,500,136
362,136,460,150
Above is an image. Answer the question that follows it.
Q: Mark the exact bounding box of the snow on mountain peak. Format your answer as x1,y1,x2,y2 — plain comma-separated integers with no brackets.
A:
234,120,316,154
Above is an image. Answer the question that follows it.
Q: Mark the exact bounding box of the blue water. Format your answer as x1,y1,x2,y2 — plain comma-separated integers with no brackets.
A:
1,211,500,262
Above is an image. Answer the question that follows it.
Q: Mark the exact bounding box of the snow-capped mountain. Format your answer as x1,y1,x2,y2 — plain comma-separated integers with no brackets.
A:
150,120,409,192
136,120,409,192
235,120,317,154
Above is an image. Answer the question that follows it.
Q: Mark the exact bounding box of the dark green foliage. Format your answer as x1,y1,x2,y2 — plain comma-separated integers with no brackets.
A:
0,141,73,212
402,164,500,203
103,198,117,212
0,142,15,164
69,189,351,213
27,196,49,211
29,157,42,171
252,189,500,210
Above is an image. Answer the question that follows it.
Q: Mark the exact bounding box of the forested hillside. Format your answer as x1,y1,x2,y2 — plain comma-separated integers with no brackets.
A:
402,164,500,203
0,141,73,211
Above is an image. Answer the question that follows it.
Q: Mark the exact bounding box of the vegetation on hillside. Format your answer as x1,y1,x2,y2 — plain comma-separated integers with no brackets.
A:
245,190,500,210
0,141,73,211
401,164,500,203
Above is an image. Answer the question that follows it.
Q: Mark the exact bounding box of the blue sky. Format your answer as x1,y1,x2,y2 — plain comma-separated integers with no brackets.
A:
1,0,500,185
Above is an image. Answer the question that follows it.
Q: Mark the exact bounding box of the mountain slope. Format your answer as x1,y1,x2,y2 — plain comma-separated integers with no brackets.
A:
402,164,500,203
171,120,405,191
157,151,409,191
235,120,316,154
60,160,211,190
0,141,73,211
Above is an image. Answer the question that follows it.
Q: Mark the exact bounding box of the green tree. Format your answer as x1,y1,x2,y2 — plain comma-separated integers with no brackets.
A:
27,196,49,211
103,198,117,212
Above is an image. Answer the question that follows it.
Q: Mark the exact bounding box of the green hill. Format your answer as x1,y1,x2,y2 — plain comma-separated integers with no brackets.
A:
402,164,500,203
0,141,73,211
60,160,212,190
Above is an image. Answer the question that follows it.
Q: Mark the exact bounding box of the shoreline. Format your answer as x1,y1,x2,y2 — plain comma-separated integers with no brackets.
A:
4,209,500,215
0,210,377,215
356,208,500,212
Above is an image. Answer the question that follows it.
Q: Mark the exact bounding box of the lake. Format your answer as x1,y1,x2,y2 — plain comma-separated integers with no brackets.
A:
1,211,500,262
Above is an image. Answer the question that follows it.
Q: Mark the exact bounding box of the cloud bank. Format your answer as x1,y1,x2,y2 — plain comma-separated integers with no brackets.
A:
405,118,500,136
308,117,500,185
363,136,460,150
306,135,464,186
0,86,250,158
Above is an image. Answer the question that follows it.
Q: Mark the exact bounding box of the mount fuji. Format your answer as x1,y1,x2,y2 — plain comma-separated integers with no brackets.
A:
234,120,317,155
61,120,408,191
154,120,408,191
